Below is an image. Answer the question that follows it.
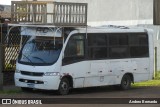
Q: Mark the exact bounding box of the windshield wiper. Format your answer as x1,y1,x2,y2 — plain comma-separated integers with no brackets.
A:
21,54,34,66
32,56,47,63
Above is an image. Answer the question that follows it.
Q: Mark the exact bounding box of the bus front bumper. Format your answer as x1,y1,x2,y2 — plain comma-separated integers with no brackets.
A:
14,73,60,90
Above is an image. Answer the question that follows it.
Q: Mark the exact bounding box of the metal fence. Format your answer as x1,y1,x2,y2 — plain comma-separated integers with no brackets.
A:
0,23,31,72
0,23,20,71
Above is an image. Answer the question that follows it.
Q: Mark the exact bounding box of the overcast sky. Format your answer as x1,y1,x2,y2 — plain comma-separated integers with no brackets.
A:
0,0,21,5
1,0,12,5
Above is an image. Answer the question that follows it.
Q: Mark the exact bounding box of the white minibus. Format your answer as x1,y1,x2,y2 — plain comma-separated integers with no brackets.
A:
14,26,154,95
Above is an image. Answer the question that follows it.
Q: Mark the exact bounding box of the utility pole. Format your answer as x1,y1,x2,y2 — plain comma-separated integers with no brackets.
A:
155,47,158,78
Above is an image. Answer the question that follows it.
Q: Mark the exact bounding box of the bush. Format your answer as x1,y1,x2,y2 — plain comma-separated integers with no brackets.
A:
154,71,160,80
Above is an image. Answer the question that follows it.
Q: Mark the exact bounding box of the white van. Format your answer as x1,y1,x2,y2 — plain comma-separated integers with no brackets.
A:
14,26,154,95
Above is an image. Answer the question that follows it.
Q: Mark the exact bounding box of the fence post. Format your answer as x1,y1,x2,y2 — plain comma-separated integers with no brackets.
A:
155,47,158,78
0,43,3,90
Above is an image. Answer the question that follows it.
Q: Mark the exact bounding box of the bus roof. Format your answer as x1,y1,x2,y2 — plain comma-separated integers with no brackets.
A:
73,26,149,34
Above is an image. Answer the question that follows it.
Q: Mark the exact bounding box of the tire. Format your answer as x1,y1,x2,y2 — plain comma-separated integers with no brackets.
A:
120,74,131,90
21,87,33,92
58,78,70,95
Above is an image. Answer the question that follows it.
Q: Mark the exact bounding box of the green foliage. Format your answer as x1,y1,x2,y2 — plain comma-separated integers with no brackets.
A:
5,63,16,70
154,71,160,80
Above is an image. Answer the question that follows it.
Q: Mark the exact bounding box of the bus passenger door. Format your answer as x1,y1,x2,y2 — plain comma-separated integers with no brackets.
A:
62,33,87,88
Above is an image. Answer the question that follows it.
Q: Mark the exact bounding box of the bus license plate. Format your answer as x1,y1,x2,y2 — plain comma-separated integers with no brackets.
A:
27,83,35,88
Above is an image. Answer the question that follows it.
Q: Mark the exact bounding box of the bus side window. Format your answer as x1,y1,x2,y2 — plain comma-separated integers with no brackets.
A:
88,33,108,59
63,34,85,65
65,39,77,56
129,33,149,57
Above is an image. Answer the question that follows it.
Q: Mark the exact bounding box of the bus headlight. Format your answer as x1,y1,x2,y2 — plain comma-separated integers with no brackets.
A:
15,69,20,73
44,72,60,76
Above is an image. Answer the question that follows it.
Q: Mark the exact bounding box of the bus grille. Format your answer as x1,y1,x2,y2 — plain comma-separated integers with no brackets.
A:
19,79,44,84
21,71,44,76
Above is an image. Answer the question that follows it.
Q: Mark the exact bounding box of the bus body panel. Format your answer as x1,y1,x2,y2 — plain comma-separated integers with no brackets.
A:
148,29,154,80
61,58,151,88
61,61,90,88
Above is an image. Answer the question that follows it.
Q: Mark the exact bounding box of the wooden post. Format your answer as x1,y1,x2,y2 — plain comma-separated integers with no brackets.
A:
33,0,37,23
0,43,3,90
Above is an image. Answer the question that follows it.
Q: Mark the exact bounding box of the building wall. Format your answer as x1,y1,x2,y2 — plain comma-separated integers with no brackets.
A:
48,0,153,26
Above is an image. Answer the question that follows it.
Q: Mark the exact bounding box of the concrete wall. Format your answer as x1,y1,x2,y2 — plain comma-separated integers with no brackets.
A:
35,0,152,25
53,0,153,26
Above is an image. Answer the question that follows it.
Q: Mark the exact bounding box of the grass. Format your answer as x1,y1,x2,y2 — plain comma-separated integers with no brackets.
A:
132,71,160,87
132,80,160,87
154,71,160,80
0,89,21,94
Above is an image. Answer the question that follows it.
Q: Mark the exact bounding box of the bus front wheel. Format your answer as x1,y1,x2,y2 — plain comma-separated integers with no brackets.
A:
120,74,131,90
58,78,70,95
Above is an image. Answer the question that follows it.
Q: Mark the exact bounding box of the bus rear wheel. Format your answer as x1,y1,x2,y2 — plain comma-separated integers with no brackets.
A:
58,78,70,95
120,74,131,90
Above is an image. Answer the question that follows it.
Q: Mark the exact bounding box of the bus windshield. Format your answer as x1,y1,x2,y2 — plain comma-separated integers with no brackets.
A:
18,36,63,66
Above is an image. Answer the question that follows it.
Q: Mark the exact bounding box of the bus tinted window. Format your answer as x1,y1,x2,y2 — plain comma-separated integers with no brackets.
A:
109,34,128,46
129,33,149,58
87,32,149,60
65,34,84,57
109,47,129,58
89,47,108,59
88,34,107,46
129,33,148,46
109,33,129,58
130,46,149,57
88,33,108,59
63,34,85,65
